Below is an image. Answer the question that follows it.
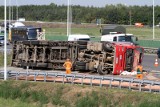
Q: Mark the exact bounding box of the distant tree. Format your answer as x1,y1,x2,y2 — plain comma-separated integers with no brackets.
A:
0,4,159,25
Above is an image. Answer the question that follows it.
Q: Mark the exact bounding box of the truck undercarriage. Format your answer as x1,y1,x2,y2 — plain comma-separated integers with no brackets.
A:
11,40,143,75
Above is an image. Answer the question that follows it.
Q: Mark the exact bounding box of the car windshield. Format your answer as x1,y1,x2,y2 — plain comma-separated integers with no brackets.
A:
78,38,90,41
28,28,42,39
0,36,4,40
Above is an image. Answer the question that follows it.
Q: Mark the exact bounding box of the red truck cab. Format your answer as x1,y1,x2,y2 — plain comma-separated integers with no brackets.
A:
112,42,143,75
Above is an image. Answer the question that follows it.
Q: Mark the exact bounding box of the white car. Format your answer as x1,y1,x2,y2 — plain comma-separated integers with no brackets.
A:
101,33,137,43
0,35,9,46
68,34,90,41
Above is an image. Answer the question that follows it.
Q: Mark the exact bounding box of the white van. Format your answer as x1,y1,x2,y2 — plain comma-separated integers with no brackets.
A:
101,33,137,43
68,34,90,41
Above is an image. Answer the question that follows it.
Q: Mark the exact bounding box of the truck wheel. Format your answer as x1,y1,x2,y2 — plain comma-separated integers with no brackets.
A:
102,42,113,51
76,61,86,66
76,65,86,71
97,63,109,75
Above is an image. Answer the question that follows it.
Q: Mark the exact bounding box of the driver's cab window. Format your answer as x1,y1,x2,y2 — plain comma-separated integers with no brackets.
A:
113,37,117,41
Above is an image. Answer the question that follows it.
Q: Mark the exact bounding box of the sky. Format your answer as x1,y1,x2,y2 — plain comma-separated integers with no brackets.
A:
1,0,159,7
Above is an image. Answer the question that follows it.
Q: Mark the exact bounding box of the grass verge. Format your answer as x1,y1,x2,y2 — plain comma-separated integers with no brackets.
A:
0,80,160,107
0,52,12,67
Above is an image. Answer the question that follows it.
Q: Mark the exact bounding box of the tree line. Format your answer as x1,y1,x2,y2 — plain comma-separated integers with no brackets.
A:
0,3,160,25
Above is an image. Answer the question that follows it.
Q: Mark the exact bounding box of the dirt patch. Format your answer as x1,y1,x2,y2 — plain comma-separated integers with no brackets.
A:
23,22,98,28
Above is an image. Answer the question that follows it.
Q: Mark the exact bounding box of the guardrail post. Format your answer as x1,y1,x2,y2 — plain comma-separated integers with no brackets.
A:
44,72,46,82
34,72,38,82
16,71,19,80
139,81,142,92
63,74,65,84
119,79,122,89
109,78,113,88
53,73,57,83
129,80,132,90
25,66,29,81
25,71,28,81
71,75,75,85
90,76,94,87
81,75,85,85
99,77,103,87
149,82,153,93
7,70,10,79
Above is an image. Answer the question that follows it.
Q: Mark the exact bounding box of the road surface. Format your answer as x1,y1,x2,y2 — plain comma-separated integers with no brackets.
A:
142,54,160,71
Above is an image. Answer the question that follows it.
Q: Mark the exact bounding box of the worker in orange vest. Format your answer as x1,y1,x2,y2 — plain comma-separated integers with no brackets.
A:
136,64,143,79
63,58,72,81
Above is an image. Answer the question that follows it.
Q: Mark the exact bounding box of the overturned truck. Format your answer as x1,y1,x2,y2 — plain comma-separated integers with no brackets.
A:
11,40,143,75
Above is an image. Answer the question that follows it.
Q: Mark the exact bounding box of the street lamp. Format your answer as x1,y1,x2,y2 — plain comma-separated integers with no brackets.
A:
67,0,70,36
129,10,132,25
16,0,19,20
67,0,71,36
153,0,155,40
4,0,7,80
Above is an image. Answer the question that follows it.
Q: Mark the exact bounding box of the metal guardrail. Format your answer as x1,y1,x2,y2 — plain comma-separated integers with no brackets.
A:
144,47,158,54
0,70,160,93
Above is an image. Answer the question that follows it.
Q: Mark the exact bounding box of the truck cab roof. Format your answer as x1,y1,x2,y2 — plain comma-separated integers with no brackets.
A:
101,33,136,43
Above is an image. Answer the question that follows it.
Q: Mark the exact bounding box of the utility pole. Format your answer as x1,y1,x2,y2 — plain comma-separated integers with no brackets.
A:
67,0,70,36
16,0,19,21
129,10,132,25
153,0,155,40
4,0,7,80
67,0,71,36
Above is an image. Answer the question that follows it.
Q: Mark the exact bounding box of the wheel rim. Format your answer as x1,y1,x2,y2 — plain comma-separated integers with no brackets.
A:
98,63,108,75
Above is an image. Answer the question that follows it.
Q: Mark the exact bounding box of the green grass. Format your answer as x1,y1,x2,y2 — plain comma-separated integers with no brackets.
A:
44,27,101,37
127,26,160,40
44,26,160,48
0,98,38,107
0,80,160,107
45,26,160,40
0,53,12,67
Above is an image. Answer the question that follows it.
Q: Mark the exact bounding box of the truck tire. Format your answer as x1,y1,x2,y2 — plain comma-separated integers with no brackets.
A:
76,65,86,71
97,63,109,75
76,61,86,66
102,42,113,51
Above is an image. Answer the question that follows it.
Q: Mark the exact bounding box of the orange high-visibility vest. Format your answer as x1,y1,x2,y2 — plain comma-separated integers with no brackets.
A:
63,61,72,69
137,65,143,74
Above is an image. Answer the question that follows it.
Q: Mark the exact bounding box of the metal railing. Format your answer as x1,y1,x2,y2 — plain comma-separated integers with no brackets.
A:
0,70,160,93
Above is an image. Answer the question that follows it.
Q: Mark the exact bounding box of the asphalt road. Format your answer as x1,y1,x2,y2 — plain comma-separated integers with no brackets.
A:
142,54,160,71
0,44,12,53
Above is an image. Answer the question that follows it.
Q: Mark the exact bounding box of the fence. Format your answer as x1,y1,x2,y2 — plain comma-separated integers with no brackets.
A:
0,70,160,93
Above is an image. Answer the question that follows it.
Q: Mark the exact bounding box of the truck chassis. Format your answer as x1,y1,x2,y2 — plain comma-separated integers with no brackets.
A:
11,40,143,75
